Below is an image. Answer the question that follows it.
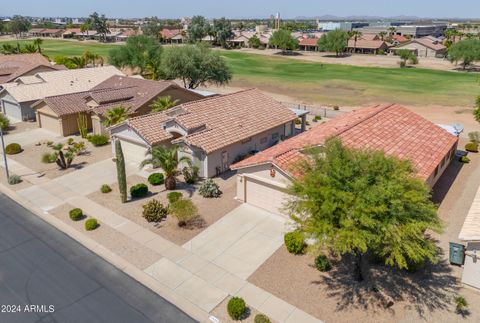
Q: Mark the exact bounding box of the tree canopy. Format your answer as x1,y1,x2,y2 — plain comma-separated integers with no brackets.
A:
317,30,349,56
268,29,298,53
288,139,442,281
142,17,162,39
187,16,211,43
10,16,31,37
161,44,232,89
109,35,163,80
213,17,234,48
248,35,261,48
89,12,109,42
448,39,480,69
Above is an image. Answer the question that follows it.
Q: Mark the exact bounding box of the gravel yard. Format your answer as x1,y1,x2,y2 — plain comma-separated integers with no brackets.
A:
0,165,32,191
210,297,265,323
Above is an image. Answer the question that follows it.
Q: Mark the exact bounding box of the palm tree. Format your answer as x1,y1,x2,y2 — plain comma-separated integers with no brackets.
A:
33,38,43,53
388,26,397,37
150,96,179,112
378,31,387,41
102,106,131,127
349,30,362,53
22,43,37,53
140,145,191,190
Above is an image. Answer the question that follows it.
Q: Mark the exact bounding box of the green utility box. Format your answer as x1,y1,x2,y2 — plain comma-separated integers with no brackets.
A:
449,242,465,266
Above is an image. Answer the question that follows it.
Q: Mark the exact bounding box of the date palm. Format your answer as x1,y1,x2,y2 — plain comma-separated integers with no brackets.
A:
349,31,362,52
150,96,179,112
140,145,191,190
102,106,131,127
377,31,387,41
33,38,43,53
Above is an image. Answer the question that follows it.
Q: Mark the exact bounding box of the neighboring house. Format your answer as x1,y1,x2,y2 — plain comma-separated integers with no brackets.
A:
160,29,184,43
228,34,250,48
62,28,97,40
0,66,123,122
231,103,458,215
116,28,141,42
299,38,319,51
110,89,301,177
347,39,389,54
395,36,447,58
32,76,204,137
0,53,64,84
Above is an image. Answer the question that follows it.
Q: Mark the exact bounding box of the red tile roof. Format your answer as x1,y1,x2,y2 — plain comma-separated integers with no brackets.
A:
299,38,319,46
160,29,182,39
347,39,387,49
0,53,60,83
232,104,458,181
393,35,409,43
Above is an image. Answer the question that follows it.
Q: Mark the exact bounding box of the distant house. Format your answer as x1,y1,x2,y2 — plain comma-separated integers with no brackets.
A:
347,39,389,54
0,53,64,84
228,34,250,48
29,28,64,38
62,28,97,40
32,76,204,137
299,38,319,51
109,89,301,177
231,103,458,215
0,66,123,122
115,28,141,42
160,29,184,43
394,36,447,58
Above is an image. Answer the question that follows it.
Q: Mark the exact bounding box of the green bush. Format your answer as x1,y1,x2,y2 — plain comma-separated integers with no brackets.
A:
167,191,183,204
284,231,304,254
0,113,10,131
313,115,322,122
8,174,22,185
468,131,480,144
182,165,199,184
5,143,22,155
69,208,83,221
41,152,56,163
87,134,109,146
455,295,468,312
67,138,74,145
460,156,470,163
100,184,112,193
169,199,198,226
148,173,164,186
85,218,98,231
142,199,168,222
315,255,332,272
198,179,222,198
130,183,149,198
227,297,246,320
465,142,478,152
294,118,302,125
254,314,271,323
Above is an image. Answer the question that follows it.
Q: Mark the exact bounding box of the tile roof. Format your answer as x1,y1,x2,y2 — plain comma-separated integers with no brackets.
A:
37,76,180,117
124,89,297,152
412,37,446,51
232,104,458,181
347,39,387,49
1,66,124,103
160,29,183,39
299,38,319,46
126,112,174,145
0,53,60,83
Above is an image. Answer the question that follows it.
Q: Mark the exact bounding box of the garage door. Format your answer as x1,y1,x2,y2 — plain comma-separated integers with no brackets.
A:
245,177,289,215
38,113,62,135
118,139,149,165
3,100,22,121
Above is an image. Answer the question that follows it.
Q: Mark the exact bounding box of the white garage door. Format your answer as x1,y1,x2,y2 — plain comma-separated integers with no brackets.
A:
3,100,22,121
118,139,149,165
38,113,62,135
245,177,289,215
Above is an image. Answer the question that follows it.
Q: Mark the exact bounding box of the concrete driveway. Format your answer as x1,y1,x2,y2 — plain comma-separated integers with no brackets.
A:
183,204,287,280
3,128,60,146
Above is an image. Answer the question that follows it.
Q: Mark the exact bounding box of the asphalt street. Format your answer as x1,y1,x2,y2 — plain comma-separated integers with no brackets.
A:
0,193,197,323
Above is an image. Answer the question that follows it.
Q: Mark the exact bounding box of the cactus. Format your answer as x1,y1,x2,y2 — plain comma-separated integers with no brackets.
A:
77,113,88,138
115,140,127,203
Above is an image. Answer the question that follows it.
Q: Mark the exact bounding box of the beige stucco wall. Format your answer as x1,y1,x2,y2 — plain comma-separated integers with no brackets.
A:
396,42,445,58
426,141,458,188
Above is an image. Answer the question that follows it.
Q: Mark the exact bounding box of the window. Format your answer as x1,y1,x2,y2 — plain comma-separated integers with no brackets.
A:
241,137,252,144
272,133,279,141
260,137,267,144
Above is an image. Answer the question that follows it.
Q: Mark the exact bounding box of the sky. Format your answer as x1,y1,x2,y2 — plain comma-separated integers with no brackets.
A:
2,0,480,19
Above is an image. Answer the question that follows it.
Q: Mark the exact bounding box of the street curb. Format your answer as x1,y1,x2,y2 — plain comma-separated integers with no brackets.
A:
0,183,210,322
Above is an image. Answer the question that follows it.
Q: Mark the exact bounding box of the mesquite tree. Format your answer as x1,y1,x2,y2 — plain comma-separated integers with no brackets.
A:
115,140,127,203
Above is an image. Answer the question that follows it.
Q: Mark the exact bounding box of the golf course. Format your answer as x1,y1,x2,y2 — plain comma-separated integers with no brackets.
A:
1,39,478,106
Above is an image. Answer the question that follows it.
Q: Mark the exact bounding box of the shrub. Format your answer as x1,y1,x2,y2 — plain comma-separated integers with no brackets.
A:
294,118,302,125
182,165,199,184
198,179,222,198
87,134,109,146
67,138,74,145
41,152,56,164
85,218,98,231
315,255,332,272
333,106,339,111
460,156,470,163
100,184,112,193
455,295,468,312
284,231,304,254
0,113,10,131
5,143,22,155
465,142,478,152
142,199,168,222
254,314,271,323
399,60,406,68
167,191,183,204
468,131,480,144
169,199,198,226
130,183,149,198
8,174,22,185
148,173,164,186
313,115,322,122
227,297,246,320
69,208,83,221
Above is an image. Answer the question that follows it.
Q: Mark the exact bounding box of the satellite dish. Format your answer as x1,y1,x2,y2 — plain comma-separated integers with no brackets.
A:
453,123,464,135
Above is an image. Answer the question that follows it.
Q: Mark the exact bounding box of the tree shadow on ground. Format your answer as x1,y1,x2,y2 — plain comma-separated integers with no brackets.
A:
322,53,352,58
312,251,457,319
432,158,464,204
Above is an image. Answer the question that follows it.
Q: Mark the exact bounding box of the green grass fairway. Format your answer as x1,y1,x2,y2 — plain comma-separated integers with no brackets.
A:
220,51,480,107
0,39,118,57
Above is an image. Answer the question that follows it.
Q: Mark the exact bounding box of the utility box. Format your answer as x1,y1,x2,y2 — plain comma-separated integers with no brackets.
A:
449,242,465,266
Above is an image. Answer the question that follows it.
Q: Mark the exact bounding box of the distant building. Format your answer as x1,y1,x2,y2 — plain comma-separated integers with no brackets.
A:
318,21,369,31
357,24,447,38
394,36,447,58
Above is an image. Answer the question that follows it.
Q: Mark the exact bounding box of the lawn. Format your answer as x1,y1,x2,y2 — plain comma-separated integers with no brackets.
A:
220,51,480,107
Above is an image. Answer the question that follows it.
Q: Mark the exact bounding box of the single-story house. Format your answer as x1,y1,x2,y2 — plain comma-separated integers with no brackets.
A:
231,103,459,215
228,35,251,48
62,28,97,40
394,36,447,58
32,75,203,137
299,38,319,51
347,39,390,54
110,89,302,177
160,29,184,43
29,28,65,38
0,53,64,84
0,66,123,122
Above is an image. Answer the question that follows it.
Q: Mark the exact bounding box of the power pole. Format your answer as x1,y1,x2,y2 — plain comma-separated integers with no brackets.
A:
0,127,9,182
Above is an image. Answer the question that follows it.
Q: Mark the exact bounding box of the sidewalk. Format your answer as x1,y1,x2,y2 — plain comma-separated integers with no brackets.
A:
1,156,323,323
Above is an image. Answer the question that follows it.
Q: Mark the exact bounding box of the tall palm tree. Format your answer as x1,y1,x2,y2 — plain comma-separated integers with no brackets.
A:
150,96,179,112
388,26,397,37
377,31,387,41
33,38,43,53
349,30,362,53
140,145,191,190
102,106,131,127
